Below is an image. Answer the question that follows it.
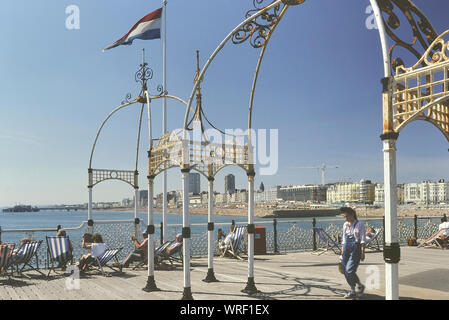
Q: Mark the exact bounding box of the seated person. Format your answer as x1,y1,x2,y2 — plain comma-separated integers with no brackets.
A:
155,234,183,265
78,233,106,272
12,237,32,256
438,217,449,230
120,231,149,268
165,234,183,255
217,228,226,241
55,229,74,269
365,227,377,241
218,232,234,253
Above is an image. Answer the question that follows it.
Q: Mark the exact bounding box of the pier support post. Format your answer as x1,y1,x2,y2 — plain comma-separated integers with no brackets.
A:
414,215,418,239
203,177,219,283
242,170,260,295
273,218,278,254
181,168,194,300
143,176,160,292
312,218,317,251
87,187,93,234
381,131,400,301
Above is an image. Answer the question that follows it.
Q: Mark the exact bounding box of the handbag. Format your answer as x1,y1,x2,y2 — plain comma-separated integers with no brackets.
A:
338,261,344,274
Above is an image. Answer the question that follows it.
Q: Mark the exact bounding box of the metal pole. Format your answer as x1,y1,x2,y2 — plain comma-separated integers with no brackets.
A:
143,177,159,292
162,0,168,244
273,218,278,254
414,215,418,239
312,218,317,251
204,178,218,282
181,168,193,299
160,222,164,246
242,172,259,295
134,187,139,220
88,185,93,234
381,134,400,300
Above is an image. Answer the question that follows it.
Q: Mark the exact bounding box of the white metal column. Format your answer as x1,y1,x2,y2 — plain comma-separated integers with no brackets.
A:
134,187,139,219
142,177,159,292
242,172,259,294
203,177,218,282
162,0,168,244
87,186,93,234
382,137,399,300
181,169,193,299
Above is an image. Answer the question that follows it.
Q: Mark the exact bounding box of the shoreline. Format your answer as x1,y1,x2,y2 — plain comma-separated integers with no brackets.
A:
98,206,449,219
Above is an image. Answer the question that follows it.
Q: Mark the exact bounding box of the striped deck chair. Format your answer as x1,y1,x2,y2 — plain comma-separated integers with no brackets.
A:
46,236,73,277
155,240,183,267
418,228,448,249
0,243,15,279
312,227,342,255
11,240,44,277
365,228,382,252
86,248,123,276
220,226,246,260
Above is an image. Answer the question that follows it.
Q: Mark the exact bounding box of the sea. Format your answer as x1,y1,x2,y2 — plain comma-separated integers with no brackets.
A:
0,209,442,262
1,208,434,241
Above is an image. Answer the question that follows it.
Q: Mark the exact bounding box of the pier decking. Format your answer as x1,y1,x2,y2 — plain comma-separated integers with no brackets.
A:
1,247,448,300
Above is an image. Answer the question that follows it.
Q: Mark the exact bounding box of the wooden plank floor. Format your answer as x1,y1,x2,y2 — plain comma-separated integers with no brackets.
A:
1,247,448,300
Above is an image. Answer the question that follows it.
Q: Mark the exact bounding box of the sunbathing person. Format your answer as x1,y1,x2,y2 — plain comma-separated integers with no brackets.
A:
78,233,106,272
365,227,376,241
120,231,149,268
166,234,183,254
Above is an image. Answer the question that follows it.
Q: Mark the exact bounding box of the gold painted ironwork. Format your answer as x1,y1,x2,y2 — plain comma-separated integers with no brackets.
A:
378,0,439,72
392,30,449,141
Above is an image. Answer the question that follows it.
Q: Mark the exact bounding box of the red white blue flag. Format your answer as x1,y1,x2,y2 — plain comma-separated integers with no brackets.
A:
103,8,162,51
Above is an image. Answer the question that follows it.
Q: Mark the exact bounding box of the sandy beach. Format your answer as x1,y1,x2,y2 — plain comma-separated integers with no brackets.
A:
103,205,449,219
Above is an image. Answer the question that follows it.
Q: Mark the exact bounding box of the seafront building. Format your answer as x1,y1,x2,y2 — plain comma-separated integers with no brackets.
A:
225,174,236,195
133,178,449,208
189,172,201,195
374,184,404,206
280,185,327,203
326,180,375,204
419,180,449,205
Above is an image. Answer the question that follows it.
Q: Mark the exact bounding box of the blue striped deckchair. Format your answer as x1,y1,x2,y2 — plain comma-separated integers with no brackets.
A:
11,240,44,277
220,226,246,260
86,248,123,276
312,227,342,255
155,240,183,267
0,243,15,279
46,236,73,277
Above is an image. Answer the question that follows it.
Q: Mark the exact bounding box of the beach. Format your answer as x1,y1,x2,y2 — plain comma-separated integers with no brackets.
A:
105,206,449,219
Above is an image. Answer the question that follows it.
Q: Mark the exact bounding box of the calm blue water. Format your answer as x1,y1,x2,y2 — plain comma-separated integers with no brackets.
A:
2,209,438,234
0,210,441,263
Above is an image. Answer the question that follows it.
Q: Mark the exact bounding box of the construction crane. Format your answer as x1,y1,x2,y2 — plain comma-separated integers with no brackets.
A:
290,163,339,185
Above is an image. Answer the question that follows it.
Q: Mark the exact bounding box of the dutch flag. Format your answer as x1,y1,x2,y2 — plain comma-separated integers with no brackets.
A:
103,8,162,51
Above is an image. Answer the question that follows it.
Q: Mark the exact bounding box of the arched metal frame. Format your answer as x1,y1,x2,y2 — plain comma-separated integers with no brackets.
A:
369,0,449,301
89,0,449,301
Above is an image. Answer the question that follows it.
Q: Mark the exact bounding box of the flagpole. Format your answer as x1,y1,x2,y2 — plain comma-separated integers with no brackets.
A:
162,0,168,244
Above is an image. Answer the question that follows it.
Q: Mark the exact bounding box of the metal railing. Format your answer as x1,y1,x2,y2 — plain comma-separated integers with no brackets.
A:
0,215,444,268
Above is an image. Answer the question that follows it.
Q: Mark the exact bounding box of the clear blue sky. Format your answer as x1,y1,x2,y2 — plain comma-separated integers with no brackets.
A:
1,0,449,206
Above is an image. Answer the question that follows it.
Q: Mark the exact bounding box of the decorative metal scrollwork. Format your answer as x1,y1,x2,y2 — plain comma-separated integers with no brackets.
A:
232,0,285,48
135,61,153,92
377,0,439,72
156,84,168,96
121,93,132,105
